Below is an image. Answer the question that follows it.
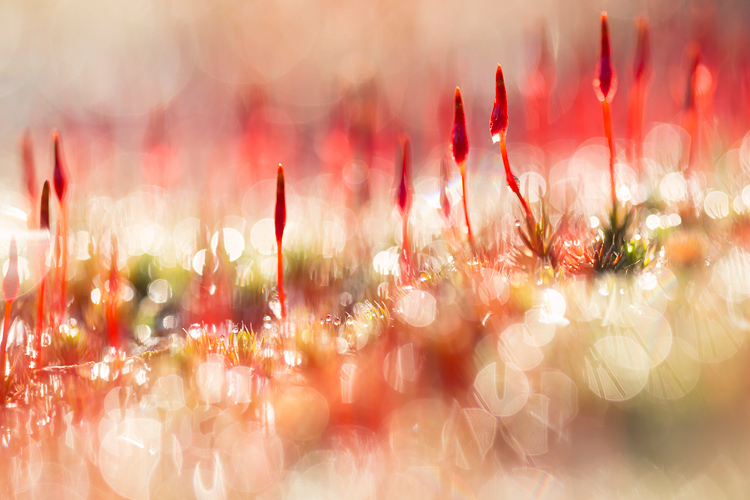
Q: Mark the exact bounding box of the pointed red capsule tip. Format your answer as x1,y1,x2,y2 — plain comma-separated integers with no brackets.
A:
395,136,412,213
3,237,20,301
275,164,286,242
52,131,69,203
450,87,469,164
593,11,617,102
490,64,509,143
40,181,50,231
633,17,650,81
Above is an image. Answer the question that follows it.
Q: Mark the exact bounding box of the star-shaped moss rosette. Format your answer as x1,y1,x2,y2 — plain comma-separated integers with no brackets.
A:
589,212,656,274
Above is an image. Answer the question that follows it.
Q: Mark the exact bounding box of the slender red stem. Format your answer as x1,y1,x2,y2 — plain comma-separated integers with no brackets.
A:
277,241,285,320
500,137,535,227
459,162,475,251
601,100,617,209
106,298,119,350
0,300,13,386
107,242,120,350
59,204,68,318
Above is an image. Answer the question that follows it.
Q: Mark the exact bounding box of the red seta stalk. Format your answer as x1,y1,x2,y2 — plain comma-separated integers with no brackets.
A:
35,181,50,369
450,87,475,251
275,164,287,321
593,12,618,210
52,132,70,320
395,136,413,280
106,236,120,350
491,64,535,228
1,238,20,387
601,101,616,206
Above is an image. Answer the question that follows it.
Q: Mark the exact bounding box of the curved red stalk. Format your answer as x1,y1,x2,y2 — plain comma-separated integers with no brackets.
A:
601,101,616,207
35,181,50,369
500,141,535,227
594,12,618,208
275,164,286,320
106,237,120,350
21,130,37,206
395,136,413,279
1,237,20,385
450,87,474,250
52,132,70,318
491,65,535,228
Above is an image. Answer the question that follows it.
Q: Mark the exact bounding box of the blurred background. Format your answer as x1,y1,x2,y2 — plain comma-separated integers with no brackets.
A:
0,0,747,197
2,3,750,499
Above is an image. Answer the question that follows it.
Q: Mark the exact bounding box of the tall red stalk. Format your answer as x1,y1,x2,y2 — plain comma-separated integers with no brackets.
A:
52,132,70,319
491,64,535,228
35,181,50,369
593,12,618,210
395,136,413,279
1,238,20,388
275,164,287,320
106,236,120,350
450,87,475,250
